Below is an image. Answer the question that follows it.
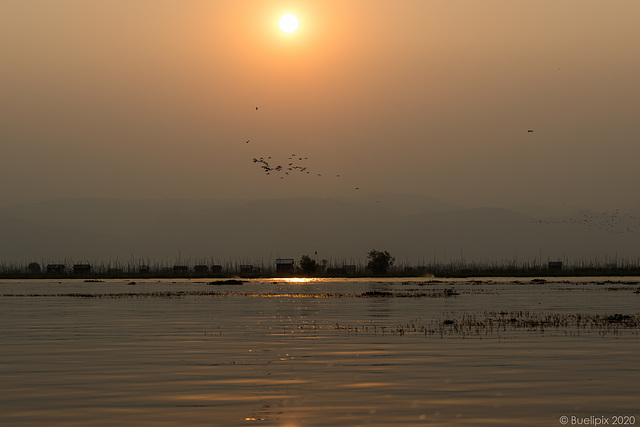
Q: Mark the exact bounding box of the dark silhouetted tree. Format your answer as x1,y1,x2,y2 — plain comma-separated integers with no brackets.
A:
299,255,318,275
27,262,41,274
367,249,395,275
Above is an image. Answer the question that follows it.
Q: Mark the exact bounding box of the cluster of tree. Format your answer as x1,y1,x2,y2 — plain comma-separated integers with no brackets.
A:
298,249,395,276
366,249,395,274
299,255,318,275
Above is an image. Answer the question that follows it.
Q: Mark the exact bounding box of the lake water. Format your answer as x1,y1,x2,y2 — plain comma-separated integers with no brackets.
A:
1,277,639,426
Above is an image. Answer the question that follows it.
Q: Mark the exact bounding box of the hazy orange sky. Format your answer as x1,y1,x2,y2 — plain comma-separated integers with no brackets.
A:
2,1,639,209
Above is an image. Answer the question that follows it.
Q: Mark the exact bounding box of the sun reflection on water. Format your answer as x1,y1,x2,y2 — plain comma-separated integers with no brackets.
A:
277,277,315,284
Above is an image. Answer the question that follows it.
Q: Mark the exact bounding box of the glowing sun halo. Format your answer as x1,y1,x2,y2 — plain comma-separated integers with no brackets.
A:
279,14,299,33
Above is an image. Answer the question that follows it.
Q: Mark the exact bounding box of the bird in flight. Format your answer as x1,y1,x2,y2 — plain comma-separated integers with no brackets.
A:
527,129,534,133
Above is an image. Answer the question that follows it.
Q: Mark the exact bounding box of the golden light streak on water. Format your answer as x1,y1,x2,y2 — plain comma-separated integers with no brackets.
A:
277,277,315,283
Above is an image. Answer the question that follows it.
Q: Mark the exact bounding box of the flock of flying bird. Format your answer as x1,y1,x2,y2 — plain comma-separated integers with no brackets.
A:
250,154,359,188
252,154,310,176
245,107,360,190
536,209,639,234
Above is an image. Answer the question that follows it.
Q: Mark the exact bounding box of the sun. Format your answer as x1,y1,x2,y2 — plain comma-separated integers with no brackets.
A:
279,14,299,34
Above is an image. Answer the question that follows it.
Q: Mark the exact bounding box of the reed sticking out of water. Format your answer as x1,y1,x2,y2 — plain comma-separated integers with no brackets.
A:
325,311,640,338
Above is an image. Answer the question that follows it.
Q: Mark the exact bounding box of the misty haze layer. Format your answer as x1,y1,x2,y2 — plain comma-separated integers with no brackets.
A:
2,195,638,265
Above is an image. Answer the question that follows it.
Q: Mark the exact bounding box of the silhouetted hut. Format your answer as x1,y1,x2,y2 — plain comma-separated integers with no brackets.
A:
326,267,346,276
343,265,357,275
173,265,189,274
548,261,563,272
276,259,295,274
239,265,260,276
46,264,65,274
73,264,91,275
211,265,223,274
326,265,357,276
139,265,150,274
194,265,209,274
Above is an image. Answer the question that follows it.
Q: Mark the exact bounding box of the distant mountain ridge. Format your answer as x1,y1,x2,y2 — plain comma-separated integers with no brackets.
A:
1,195,639,265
